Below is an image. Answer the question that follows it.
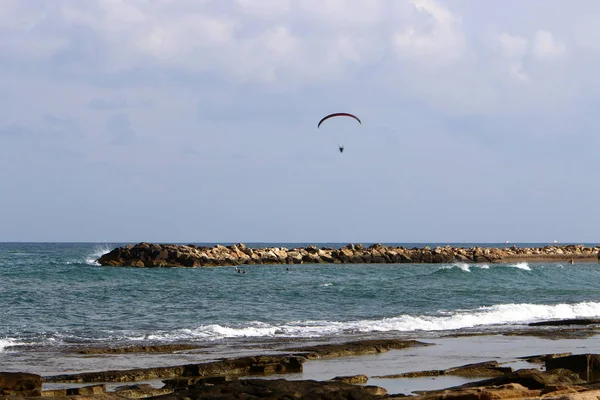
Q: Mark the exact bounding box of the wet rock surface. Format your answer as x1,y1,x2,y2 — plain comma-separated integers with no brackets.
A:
74,344,204,355
44,355,307,384
44,340,428,384
440,368,586,390
374,361,513,379
97,243,600,267
23,364,600,400
529,319,600,327
155,378,388,400
10,339,600,399
518,353,574,364
284,339,432,359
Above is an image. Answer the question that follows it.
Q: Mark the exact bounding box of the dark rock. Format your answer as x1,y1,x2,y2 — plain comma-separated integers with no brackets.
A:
518,352,573,363
162,378,386,400
374,361,512,379
413,382,542,400
0,371,42,397
41,388,68,397
76,344,203,354
45,355,306,384
330,374,369,384
546,354,600,382
286,339,432,359
453,368,584,390
443,361,513,377
163,376,231,389
97,243,600,267
530,319,600,327
66,383,106,395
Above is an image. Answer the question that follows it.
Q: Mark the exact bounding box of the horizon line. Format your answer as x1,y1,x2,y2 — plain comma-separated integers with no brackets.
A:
1,241,598,245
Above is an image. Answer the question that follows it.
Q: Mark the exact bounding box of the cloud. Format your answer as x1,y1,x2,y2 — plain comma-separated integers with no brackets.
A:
495,32,529,82
532,29,565,59
392,0,466,66
2,0,600,241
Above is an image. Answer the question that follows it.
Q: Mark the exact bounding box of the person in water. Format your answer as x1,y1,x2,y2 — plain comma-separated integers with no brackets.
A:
338,145,344,153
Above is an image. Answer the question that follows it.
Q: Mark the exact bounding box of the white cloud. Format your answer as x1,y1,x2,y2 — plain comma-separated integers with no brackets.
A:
532,29,565,58
235,0,292,18
0,0,593,119
3,0,600,241
392,0,466,66
494,33,529,82
496,33,528,59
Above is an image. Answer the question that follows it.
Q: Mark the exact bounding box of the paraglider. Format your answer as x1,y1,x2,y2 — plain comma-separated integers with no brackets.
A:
317,113,361,153
317,113,362,128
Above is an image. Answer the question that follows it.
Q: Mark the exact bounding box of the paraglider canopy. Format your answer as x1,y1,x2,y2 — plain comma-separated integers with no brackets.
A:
317,113,362,129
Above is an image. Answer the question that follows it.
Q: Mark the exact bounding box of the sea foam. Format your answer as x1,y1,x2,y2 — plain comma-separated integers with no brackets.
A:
0,338,19,352
103,301,600,342
85,245,111,266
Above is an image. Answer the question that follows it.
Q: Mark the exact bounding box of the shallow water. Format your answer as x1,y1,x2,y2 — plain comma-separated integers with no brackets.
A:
252,334,600,395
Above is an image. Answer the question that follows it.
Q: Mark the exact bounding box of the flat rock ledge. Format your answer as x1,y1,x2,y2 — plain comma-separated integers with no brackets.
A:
9,353,600,399
97,243,600,267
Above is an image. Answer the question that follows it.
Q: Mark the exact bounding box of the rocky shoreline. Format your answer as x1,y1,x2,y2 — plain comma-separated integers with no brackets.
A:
6,322,600,399
97,242,600,267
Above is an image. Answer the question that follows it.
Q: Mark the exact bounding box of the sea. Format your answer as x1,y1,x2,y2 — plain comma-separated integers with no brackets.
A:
2,242,600,394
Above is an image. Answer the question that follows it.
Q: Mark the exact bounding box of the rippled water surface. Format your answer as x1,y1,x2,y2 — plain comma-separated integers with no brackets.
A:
2,242,600,378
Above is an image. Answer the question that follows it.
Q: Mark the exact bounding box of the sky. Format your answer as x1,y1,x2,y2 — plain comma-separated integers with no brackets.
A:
1,0,600,243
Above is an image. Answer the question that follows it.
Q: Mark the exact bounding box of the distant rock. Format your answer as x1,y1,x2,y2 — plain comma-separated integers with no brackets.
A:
96,243,600,267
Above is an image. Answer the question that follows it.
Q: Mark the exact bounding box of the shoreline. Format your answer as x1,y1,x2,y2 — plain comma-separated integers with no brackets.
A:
97,242,600,267
6,321,600,398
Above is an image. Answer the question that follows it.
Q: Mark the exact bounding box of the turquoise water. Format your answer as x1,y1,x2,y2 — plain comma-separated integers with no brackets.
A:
2,242,600,375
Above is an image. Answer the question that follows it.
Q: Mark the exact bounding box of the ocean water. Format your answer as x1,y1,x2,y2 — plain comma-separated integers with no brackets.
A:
2,242,600,379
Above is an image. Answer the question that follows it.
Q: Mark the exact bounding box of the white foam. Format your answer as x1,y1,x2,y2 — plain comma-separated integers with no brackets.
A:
439,263,491,272
102,301,600,342
438,264,470,272
509,262,531,271
85,244,111,266
442,262,531,273
454,263,471,272
0,338,20,352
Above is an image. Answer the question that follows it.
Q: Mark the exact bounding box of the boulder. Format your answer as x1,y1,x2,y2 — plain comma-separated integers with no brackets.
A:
546,354,600,382
0,371,42,397
66,384,106,395
454,368,584,390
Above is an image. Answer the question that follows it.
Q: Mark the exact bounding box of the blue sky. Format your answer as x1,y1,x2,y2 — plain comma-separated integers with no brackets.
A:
1,0,599,243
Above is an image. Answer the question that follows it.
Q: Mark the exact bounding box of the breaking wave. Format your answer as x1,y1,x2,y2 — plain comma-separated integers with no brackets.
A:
85,245,111,266
0,338,20,352
438,262,530,273
82,301,600,343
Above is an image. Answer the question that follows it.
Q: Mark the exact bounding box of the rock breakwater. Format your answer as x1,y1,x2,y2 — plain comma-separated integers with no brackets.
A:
97,243,600,267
